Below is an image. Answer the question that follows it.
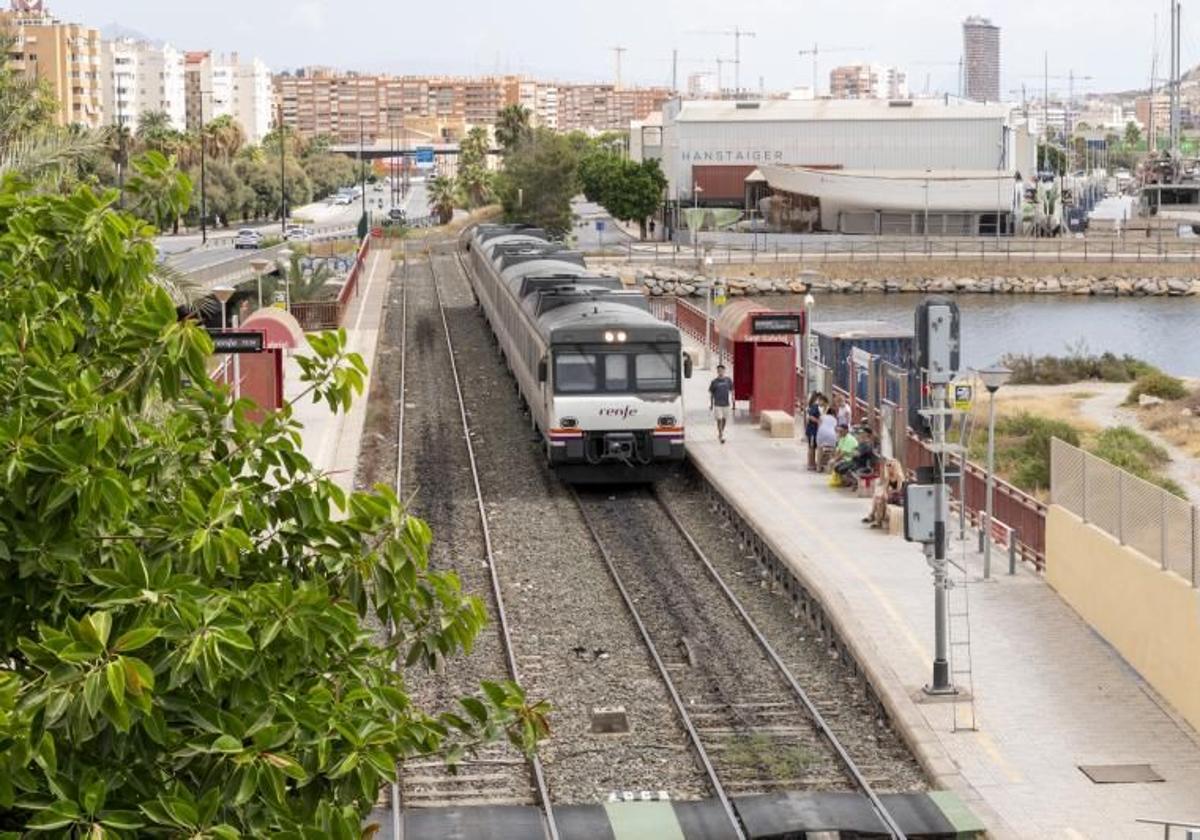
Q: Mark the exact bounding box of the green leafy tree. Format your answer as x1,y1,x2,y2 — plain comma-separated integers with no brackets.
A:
1124,120,1142,147
304,154,358,201
457,126,493,208
579,153,666,239
496,128,579,236
495,104,532,153
203,114,246,161
126,150,193,233
187,157,254,227
0,180,547,836
427,175,457,225
135,110,177,155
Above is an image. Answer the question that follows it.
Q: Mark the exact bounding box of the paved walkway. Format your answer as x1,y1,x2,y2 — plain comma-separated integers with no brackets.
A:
683,372,1200,839
286,246,392,490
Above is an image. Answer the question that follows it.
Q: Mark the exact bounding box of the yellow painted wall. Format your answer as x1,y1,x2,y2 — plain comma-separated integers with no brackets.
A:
1046,505,1200,733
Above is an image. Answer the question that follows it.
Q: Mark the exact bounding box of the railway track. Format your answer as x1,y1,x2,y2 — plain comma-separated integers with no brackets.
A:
573,487,908,840
388,247,559,838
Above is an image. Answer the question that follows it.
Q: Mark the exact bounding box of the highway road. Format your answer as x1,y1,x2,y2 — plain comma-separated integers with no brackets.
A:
162,177,432,275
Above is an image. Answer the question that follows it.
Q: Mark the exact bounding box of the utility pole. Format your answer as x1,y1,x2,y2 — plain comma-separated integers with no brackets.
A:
359,115,367,225
199,91,207,244
612,46,627,91
672,48,678,93
1171,1,1182,160
278,101,287,236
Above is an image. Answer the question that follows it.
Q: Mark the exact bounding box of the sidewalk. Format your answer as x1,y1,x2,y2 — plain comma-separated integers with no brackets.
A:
286,245,392,492
682,371,1200,839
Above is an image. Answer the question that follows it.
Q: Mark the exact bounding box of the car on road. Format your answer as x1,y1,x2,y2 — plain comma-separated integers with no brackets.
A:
284,226,313,242
388,208,407,223
234,229,263,249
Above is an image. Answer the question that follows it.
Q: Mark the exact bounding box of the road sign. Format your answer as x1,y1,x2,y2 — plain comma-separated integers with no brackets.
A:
953,383,974,411
594,220,606,232
415,147,435,164
207,330,265,354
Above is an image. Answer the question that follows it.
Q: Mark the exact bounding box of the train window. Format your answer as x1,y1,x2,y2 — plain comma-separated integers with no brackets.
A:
636,352,678,391
555,352,599,392
605,355,630,390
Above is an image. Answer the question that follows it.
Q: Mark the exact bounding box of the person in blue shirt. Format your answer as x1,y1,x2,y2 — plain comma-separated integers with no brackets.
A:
709,365,734,444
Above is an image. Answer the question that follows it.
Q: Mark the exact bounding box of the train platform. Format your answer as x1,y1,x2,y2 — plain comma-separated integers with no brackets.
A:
682,371,1200,839
287,246,392,491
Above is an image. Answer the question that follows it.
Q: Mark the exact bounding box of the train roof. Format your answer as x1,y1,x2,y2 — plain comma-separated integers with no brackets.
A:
540,299,677,344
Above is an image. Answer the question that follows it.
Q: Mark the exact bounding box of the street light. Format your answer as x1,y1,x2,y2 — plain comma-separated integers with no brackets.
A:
249,257,271,311
703,253,715,369
977,365,1013,579
277,248,295,312
212,284,237,387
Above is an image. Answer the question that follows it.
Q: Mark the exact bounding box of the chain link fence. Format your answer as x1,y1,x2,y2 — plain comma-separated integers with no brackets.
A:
1051,438,1199,587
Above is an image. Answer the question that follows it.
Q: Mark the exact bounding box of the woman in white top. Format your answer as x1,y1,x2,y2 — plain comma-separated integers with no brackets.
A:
816,408,839,449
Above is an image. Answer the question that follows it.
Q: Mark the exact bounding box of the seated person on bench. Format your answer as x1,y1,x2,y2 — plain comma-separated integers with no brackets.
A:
829,423,858,471
834,427,878,486
865,458,906,528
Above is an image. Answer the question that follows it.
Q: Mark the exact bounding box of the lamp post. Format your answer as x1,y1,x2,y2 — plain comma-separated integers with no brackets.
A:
277,247,295,313
278,102,288,237
978,365,1012,579
198,90,211,244
249,257,271,311
212,284,236,386
703,253,715,369
803,292,815,395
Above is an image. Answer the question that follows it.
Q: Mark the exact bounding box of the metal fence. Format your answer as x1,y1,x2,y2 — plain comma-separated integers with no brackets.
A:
590,233,1200,268
1051,438,1198,587
290,235,373,331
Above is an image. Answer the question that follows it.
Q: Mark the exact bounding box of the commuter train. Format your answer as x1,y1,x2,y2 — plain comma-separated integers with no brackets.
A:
465,224,691,483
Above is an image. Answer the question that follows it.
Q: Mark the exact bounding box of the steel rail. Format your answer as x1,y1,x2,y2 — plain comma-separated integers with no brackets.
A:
653,489,908,840
570,488,747,840
390,240,409,840
427,246,560,840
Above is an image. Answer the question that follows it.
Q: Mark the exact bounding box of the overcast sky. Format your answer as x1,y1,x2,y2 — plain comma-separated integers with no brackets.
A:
49,0,1194,97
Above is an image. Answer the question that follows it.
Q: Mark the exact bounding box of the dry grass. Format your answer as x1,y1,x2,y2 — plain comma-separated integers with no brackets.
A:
971,388,1100,438
1136,395,1200,458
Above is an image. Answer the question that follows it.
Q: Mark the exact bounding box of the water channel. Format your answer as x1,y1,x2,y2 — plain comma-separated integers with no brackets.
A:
758,293,1200,376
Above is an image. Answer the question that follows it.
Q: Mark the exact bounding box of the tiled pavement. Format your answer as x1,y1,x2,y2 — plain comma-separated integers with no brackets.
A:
683,372,1200,839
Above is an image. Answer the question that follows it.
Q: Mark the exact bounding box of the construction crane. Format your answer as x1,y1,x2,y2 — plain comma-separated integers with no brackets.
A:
611,46,627,90
913,59,963,98
797,44,866,96
688,27,757,93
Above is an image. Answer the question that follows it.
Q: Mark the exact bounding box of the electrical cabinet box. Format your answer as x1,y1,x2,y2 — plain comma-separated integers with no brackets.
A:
915,298,960,385
904,483,949,544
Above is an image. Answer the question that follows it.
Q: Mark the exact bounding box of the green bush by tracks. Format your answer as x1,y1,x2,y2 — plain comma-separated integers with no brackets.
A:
1090,426,1187,497
1002,352,1157,385
1126,372,1189,404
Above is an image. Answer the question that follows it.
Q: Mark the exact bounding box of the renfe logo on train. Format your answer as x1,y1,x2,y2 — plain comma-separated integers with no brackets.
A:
598,406,639,419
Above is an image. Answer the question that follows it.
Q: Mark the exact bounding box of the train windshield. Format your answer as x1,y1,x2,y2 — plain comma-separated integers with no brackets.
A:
554,345,680,394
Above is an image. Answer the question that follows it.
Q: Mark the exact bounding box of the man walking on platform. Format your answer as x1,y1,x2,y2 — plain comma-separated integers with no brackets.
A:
709,364,734,444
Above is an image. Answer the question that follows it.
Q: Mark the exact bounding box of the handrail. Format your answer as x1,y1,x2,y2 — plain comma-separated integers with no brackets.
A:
1136,817,1200,839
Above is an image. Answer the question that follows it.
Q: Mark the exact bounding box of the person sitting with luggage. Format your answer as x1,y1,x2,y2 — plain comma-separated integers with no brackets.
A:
834,427,878,488
829,423,858,472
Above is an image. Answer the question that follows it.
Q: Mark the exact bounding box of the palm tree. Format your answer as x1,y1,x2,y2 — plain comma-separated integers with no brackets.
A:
427,175,457,225
495,104,531,152
136,110,176,153
204,114,245,161
126,150,193,234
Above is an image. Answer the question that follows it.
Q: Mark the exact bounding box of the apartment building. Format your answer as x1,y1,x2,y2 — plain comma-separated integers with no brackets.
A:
275,71,669,141
1,1,102,128
963,16,1001,103
829,63,909,100
184,51,272,142
100,38,186,131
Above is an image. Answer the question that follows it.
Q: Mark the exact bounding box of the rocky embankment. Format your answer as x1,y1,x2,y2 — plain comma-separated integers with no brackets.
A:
624,266,1200,297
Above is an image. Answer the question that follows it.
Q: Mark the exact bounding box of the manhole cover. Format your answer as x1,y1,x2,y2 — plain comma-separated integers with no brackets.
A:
591,706,630,735
1078,764,1164,784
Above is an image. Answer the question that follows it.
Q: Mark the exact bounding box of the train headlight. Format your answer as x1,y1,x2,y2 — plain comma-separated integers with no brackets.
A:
617,331,627,342
658,415,677,427
604,331,615,343
560,417,578,429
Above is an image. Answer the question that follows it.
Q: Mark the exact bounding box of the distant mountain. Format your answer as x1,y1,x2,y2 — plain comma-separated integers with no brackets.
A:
99,22,156,44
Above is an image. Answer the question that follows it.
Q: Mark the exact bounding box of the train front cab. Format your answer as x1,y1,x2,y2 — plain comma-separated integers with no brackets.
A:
539,326,692,484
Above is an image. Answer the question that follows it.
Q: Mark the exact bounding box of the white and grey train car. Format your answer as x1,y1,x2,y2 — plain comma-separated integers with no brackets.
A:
465,224,691,482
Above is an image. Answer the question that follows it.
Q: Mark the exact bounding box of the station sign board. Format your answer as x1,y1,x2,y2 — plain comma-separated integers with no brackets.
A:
751,314,803,335
415,147,435,164
208,330,265,354
953,383,974,411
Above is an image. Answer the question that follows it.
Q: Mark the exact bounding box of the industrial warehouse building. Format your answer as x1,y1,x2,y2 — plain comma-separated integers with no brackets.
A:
631,98,1037,236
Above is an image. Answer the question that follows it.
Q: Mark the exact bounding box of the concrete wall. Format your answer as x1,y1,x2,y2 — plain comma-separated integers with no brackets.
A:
1046,505,1200,733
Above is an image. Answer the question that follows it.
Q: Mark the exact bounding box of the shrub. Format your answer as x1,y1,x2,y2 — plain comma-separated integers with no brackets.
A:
974,412,1080,492
1088,426,1186,497
1126,372,1188,404
1003,352,1157,386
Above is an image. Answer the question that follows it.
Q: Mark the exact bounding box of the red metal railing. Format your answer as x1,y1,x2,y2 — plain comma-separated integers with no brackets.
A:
290,235,372,331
